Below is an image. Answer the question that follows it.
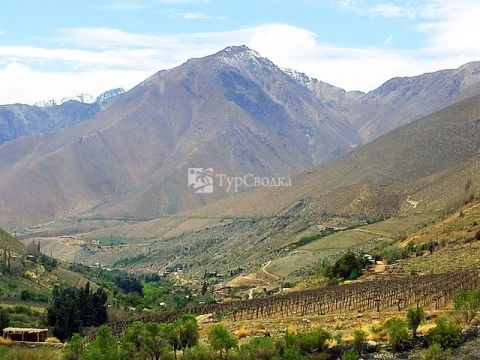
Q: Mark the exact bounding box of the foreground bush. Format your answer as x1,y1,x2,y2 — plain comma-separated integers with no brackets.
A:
183,345,214,360
238,337,279,360
420,343,451,360
383,317,410,351
286,328,331,354
341,349,359,360
428,317,464,349
407,307,426,339
352,329,367,355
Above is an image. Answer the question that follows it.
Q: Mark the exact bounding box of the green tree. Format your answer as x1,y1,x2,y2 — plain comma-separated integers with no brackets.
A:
144,322,170,360
83,325,123,360
383,317,410,351
0,307,10,331
177,314,199,351
167,314,199,359
428,317,463,349
63,333,84,360
453,289,480,324
326,252,363,280
208,325,238,359
47,283,108,340
407,307,426,339
122,322,149,360
352,329,367,355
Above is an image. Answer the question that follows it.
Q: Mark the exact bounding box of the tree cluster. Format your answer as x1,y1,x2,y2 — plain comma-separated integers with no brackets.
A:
47,283,108,340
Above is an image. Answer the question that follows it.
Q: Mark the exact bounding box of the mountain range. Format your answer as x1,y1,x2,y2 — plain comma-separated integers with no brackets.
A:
0,46,480,230
0,88,125,146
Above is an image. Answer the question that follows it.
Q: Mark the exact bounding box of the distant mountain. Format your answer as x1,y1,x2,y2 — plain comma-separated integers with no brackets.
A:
348,61,480,143
0,46,359,228
0,88,125,145
0,101,101,145
34,88,125,107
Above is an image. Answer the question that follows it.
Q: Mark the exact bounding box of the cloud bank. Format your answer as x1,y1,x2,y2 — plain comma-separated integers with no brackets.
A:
1,0,479,104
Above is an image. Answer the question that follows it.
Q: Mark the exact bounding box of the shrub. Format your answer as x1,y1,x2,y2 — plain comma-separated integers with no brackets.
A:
287,328,331,354
428,317,463,349
20,289,33,301
238,337,278,360
63,333,84,360
383,317,410,351
381,245,403,264
183,345,214,360
407,307,426,339
420,343,451,360
352,329,367,355
278,346,306,360
341,349,359,360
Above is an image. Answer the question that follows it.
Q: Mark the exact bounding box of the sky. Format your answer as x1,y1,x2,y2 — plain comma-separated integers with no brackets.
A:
1,0,480,105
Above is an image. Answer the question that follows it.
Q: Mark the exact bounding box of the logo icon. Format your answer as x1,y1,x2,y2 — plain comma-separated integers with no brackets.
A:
188,168,214,193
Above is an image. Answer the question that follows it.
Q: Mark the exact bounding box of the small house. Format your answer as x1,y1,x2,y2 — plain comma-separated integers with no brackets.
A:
3,327,49,342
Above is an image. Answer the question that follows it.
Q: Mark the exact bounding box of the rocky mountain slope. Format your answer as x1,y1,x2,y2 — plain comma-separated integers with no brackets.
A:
0,46,359,228
348,61,480,143
38,92,480,279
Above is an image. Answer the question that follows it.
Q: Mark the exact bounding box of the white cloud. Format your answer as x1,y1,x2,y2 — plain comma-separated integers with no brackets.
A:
2,0,480,105
179,12,210,20
337,0,418,19
418,0,480,55
0,63,152,105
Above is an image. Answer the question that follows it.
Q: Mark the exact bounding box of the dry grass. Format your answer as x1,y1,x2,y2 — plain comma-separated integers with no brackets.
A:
0,337,13,346
45,337,61,343
236,328,248,339
287,323,298,335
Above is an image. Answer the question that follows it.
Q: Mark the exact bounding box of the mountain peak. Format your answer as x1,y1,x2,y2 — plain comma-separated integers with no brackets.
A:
219,45,258,56
214,45,262,64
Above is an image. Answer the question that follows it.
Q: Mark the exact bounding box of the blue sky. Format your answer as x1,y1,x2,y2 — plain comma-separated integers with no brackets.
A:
1,0,479,104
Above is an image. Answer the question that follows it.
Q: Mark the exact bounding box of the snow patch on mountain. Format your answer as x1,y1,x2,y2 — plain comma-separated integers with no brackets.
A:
34,88,125,108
